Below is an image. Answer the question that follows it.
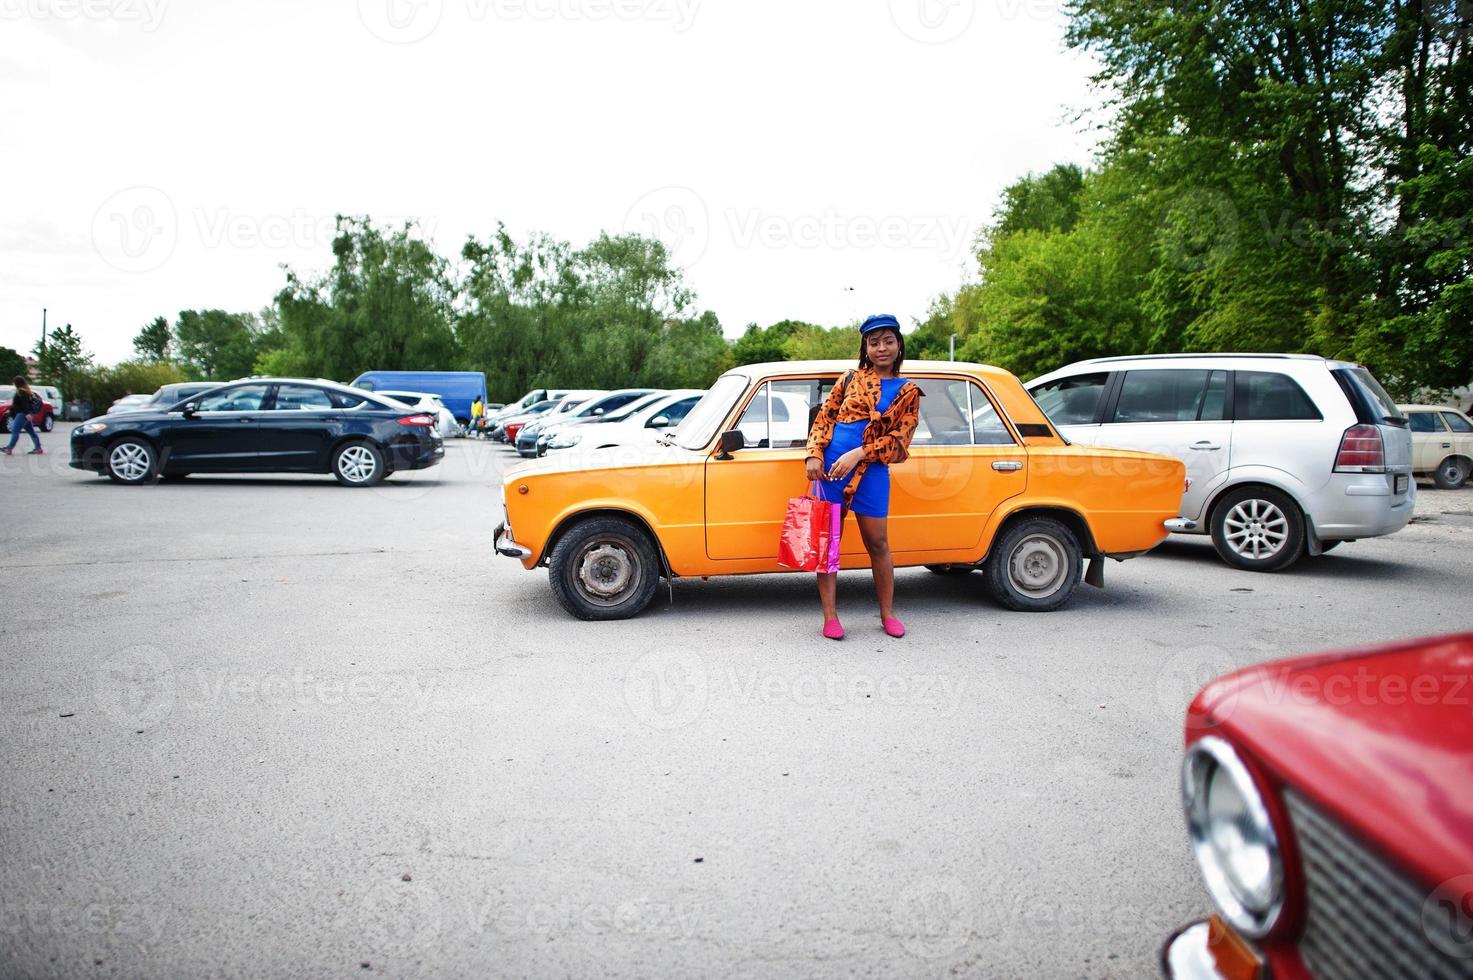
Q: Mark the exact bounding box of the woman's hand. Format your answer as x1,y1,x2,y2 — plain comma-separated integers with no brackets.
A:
826,448,865,482
805,456,824,482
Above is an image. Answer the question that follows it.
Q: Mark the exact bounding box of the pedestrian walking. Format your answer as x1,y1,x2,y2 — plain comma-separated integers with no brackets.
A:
3,376,44,455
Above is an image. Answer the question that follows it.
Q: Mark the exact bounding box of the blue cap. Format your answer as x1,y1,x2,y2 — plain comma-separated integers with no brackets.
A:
860,313,901,334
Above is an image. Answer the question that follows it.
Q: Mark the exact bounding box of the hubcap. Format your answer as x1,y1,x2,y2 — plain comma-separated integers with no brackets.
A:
1009,533,1067,598
338,445,378,483
577,540,638,605
1443,460,1466,484
1223,499,1288,559
109,443,151,481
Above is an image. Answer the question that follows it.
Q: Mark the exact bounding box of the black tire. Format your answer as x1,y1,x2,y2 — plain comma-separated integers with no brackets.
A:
1433,456,1470,490
548,516,660,621
104,438,159,485
1210,486,1304,572
982,517,1083,612
41,414,54,432
925,564,975,576
331,441,386,487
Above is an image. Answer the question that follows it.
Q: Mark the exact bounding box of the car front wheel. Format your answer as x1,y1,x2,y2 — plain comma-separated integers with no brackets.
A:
1210,486,1304,571
332,441,386,487
1434,456,1470,490
41,414,54,432
548,516,659,621
983,517,1082,611
105,439,158,484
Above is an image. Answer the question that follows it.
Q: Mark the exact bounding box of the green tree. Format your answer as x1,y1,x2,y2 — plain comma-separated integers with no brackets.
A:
175,309,266,380
133,316,173,361
0,345,26,381
33,324,91,390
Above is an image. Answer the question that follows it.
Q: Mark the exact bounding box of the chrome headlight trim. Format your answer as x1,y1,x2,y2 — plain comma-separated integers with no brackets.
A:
1182,735,1286,938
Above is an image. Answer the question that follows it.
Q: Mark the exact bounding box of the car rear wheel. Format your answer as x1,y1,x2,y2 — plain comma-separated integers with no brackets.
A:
1434,456,1470,490
548,516,659,621
105,439,158,484
982,517,1082,611
1210,486,1304,572
332,441,386,487
41,414,54,432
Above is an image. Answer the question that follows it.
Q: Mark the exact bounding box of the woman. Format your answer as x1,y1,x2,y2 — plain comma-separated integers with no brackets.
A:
804,314,922,640
3,376,43,456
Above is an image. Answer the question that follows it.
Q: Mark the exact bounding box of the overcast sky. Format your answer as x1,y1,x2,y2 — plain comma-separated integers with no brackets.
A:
1,0,1103,365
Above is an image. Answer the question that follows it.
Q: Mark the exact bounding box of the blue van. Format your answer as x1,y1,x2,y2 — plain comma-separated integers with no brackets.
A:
350,371,489,425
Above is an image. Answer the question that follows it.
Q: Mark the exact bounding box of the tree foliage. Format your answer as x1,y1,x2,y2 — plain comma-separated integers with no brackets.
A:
132,316,173,362
0,346,26,381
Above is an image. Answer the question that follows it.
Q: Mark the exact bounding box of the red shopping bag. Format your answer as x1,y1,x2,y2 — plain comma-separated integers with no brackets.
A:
777,482,835,571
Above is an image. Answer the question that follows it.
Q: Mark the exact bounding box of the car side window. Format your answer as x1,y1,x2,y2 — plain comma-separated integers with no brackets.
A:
270,385,336,411
910,378,1015,446
1234,371,1323,421
647,397,699,428
1112,370,1222,422
735,380,821,449
1032,373,1109,425
196,384,270,412
1442,412,1472,432
1409,412,1444,433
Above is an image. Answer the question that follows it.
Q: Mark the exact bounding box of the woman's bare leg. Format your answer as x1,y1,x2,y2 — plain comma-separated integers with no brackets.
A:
856,514,893,620
817,572,838,621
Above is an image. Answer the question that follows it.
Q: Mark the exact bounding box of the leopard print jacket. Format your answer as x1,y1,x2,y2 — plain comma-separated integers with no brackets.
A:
804,366,923,467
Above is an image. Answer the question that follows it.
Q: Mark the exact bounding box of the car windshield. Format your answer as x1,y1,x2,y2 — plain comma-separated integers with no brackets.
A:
672,375,747,450
600,392,665,422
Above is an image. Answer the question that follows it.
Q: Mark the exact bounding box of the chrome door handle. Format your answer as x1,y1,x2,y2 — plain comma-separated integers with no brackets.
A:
1190,441,1220,450
1443,442,1452,448
237,417,253,423
992,460,1023,472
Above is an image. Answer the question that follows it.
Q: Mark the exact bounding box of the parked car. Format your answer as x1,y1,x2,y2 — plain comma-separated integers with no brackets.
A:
107,394,153,414
1027,354,1414,572
542,389,705,456
537,391,670,455
496,400,562,443
517,388,657,458
1400,404,1473,489
1162,631,1473,979
488,389,571,426
494,359,1188,620
374,390,460,439
0,384,62,432
70,378,443,486
350,371,488,427
64,399,93,422
137,382,223,412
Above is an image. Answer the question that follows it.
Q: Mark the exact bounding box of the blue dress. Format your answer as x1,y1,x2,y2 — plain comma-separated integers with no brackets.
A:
817,377,906,518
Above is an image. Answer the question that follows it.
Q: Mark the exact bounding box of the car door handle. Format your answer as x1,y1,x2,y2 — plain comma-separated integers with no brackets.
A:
992,460,1023,472
1443,442,1452,448
237,417,253,423
1190,441,1220,450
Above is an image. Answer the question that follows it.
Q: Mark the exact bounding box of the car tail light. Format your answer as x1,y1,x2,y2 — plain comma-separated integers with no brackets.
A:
1334,424,1384,472
397,414,436,427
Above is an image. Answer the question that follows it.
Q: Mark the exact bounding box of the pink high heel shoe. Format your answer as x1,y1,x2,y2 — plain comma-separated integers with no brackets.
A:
882,617,906,638
822,619,845,640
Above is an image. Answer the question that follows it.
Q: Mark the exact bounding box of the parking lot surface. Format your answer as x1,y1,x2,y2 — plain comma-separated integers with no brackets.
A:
4,424,1471,979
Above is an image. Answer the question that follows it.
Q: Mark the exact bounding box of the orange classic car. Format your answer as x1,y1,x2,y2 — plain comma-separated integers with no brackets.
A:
493,360,1189,620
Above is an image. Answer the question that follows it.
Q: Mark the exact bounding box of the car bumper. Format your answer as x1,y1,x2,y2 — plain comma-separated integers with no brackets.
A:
69,431,107,472
492,520,533,563
1161,918,1268,980
388,437,444,470
1309,471,1415,540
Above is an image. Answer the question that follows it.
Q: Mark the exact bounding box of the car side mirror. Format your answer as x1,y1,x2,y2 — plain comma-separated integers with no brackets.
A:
593,407,605,415
715,429,744,460
181,402,198,418
648,415,670,429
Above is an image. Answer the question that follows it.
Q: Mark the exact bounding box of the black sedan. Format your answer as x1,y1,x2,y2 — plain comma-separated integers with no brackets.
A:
70,378,444,486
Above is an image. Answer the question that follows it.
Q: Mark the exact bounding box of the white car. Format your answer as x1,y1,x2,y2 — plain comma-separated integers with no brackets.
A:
374,390,460,439
543,389,706,456
1400,404,1473,488
107,394,153,414
1027,354,1414,571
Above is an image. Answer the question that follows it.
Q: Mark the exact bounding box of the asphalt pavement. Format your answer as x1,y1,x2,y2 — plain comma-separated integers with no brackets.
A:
3,424,1471,979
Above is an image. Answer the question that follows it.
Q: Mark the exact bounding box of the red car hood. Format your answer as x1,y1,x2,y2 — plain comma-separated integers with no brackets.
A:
1190,632,1473,890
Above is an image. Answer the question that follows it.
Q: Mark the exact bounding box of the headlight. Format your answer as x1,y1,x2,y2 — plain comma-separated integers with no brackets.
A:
80,422,109,433
548,433,582,449
1182,736,1285,937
